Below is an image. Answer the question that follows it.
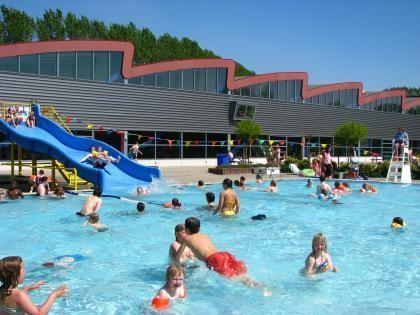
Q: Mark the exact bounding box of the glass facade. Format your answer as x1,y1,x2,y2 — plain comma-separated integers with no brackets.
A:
156,71,169,88
77,52,93,80
94,51,109,82
169,70,181,89
363,96,402,113
59,52,76,78
233,80,302,101
20,54,38,74
194,68,206,92
40,53,57,76
0,56,18,72
110,52,123,83
206,68,217,93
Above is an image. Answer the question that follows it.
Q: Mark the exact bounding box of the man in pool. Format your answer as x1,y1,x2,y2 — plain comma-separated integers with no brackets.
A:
6,183,24,200
76,187,102,216
175,217,260,287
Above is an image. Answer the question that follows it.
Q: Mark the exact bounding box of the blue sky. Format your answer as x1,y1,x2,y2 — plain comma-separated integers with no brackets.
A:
3,0,420,91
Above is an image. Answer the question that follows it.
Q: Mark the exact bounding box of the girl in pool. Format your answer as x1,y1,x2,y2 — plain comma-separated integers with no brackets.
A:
305,233,338,275
268,180,278,192
156,264,186,300
0,256,67,314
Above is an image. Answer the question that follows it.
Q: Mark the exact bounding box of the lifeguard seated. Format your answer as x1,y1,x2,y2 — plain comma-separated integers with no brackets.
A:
393,127,409,159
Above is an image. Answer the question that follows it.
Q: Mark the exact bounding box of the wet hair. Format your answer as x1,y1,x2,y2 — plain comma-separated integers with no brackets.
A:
39,170,45,175
233,180,240,187
319,175,326,182
0,256,22,301
343,182,349,188
54,186,64,196
165,264,184,283
206,192,215,203
251,214,267,221
362,183,368,189
312,233,328,254
185,217,200,234
197,180,204,187
93,186,102,197
256,174,262,180
41,176,48,183
171,198,181,207
307,179,313,183
174,224,185,242
240,176,245,182
392,217,404,225
89,213,99,224
334,181,341,188
137,202,145,212
270,180,276,187
223,178,233,189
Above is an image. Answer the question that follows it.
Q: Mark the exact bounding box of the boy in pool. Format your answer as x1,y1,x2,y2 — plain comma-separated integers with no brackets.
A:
137,186,150,195
206,192,216,208
305,233,338,275
164,198,182,208
306,179,313,188
76,187,102,216
155,264,187,300
391,217,406,229
268,180,278,192
197,180,204,188
83,213,108,232
175,217,261,287
359,183,377,193
256,174,263,184
169,224,195,264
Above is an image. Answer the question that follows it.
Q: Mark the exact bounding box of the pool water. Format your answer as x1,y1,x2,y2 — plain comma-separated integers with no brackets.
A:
0,179,419,314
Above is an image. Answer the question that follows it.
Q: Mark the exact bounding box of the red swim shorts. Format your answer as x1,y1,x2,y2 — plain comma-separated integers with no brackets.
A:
206,251,247,278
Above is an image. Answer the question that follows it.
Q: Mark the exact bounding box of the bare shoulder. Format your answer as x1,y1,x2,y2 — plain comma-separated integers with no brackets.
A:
157,288,169,299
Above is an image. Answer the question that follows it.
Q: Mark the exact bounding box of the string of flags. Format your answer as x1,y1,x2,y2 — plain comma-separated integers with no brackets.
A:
48,109,375,153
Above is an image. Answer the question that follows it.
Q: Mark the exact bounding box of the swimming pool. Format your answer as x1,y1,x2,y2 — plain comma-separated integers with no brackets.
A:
1,179,419,314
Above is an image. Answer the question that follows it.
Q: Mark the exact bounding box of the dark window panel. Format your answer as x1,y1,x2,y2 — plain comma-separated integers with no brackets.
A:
339,90,346,107
326,92,333,105
241,86,250,96
312,95,319,104
59,52,76,78
169,70,181,89
77,51,93,80
93,51,109,82
236,104,247,118
295,80,302,102
20,54,38,74
232,89,240,95
143,74,155,86
110,52,123,83
217,68,227,93
156,71,169,88
269,81,278,99
287,80,295,101
127,76,142,85
375,99,382,111
392,96,398,113
182,69,194,90
246,105,256,118
250,84,260,97
40,53,57,76
194,68,206,92
0,56,18,72
333,91,340,107
279,81,287,100
206,68,217,93
345,89,353,108
260,82,269,98
319,93,326,104
353,89,358,108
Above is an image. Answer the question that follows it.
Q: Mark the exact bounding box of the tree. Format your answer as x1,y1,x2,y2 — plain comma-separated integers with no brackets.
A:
0,5,35,43
234,120,262,163
385,86,420,97
334,121,367,163
36,9,65,40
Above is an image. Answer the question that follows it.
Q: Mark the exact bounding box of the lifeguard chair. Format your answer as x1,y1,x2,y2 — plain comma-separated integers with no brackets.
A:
386,142,412,183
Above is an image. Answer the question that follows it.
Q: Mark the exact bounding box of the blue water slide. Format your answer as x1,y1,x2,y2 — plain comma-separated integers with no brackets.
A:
0,104,161,193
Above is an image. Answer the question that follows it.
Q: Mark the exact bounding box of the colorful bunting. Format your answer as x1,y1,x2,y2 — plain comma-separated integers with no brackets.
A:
269,140,275,145
259,139,265,145
279,140,286,145
321,143,327,148
65,116,71,124
185,141,191,148
236,139,242,145
220,141,225,146
228,140,234,146
364,150,369,155
194,140,200,147
167,139,173,147
87,124,93,129
211,141,217,147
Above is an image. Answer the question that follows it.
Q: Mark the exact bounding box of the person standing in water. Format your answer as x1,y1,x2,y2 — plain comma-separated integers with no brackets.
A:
213,178,240,216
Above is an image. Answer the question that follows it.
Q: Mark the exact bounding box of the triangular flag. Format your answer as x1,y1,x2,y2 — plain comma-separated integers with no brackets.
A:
211,141,217,147
364,150,369,155
228,140,234,146
87,124,93,129
98,126,104,133
259,139,265,145
116,131,124,135
269,140,275,145
321,143,327,148
279,140,285,145
185,141,191,148
167,139,173,147
148,136,154,141
65,116,71,124
220,141,226,146
194,140,200,147
137,135,142,141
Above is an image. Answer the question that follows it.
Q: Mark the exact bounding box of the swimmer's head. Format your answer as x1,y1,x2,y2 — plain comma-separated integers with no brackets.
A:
343,182,349,188
206,192,215,204
165,264,184,288
256,174,262,180
97,146,103,152
240,176,245,183
197,180,204,187
270,180,276,187
174,224,186,242
41,176,48,183
172,198,181,207
0,256,24,294
93,187,102,197
312,233,328,253
233,180,240,187
185,217,200,234
39,170,45,175
89,213,99,224
223,178,233,189
136,202,145,212
307,179,313,185
54,186,64,197
334,181,341,189
319,175,326,183
392,217,404,226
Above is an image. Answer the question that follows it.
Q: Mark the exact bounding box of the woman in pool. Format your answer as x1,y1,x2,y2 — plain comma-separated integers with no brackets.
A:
155,264,186,300
214,178,240,216
0,256,67,314
305,233,338,275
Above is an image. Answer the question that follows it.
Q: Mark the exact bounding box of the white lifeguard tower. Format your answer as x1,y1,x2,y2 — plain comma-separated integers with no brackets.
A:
386,143,412,184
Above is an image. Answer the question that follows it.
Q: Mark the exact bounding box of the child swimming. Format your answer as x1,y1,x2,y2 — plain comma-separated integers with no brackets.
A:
359,183,377,193
169,224,195,264
305,233,338,275
306,179,313,188
206,192,216,208
197,180,204,188
391,217,406,229
83,213,108,232
256,174,263,184
268,180,278,192
0,256,67,314
164,198,182,208
156,264,186,300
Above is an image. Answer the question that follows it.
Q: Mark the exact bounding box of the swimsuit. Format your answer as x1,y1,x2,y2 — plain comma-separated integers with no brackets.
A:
221,200,236,216
312,253,329,272
205,251,247,278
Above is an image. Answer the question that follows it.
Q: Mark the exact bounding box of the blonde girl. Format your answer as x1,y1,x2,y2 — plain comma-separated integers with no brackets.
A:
305,233,338,275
